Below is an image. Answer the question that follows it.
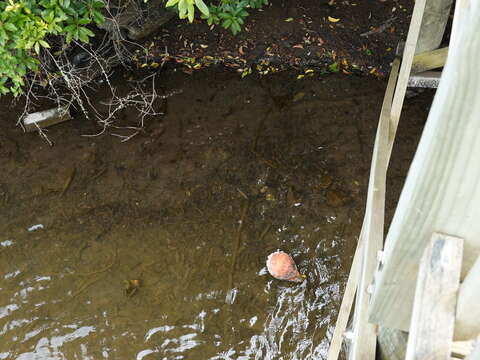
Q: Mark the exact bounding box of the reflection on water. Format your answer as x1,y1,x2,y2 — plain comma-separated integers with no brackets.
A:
3,227,341,360
0,225,344,359
0,69,427,359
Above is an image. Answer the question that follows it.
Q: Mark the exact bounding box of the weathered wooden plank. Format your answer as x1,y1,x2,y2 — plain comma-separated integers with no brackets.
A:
369,0,480,331
389,0,427,141
405,233,463,360
455,255,480,340
326,57,401,360
378,327,409,360
416,0,453,54
349,58,401,360
465,342,480,360
326,235,363,360
411,47,449,74
450,0,470,45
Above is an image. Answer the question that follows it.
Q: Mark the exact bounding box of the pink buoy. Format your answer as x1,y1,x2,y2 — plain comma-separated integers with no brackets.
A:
266,251,305,282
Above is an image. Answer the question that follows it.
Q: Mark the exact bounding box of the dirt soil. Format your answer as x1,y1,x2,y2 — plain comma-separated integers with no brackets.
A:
139,0,413,77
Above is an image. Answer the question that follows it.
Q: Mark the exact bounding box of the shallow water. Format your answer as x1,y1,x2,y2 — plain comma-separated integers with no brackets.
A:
0,69,430,359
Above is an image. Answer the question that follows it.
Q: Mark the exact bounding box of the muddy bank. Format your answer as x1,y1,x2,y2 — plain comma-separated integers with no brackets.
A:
136,0,414,77
0,69,432,358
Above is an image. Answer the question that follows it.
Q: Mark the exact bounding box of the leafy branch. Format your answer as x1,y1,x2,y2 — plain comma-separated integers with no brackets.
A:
0,0,105,96
165,0,269,35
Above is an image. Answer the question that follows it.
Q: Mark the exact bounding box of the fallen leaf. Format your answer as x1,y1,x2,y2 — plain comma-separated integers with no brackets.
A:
200,44,208,48
328,16,340,23
318,175,333,189
296,74,305,80
326,190,348,207
292,92,305,102
285,17,294,22
292,44,304,49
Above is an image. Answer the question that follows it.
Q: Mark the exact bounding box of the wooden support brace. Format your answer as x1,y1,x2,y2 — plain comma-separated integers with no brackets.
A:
411,47,448,74
389,0,427,140
326,57,401,360
347,57,401,360
368,0,480,332
405,233,463,360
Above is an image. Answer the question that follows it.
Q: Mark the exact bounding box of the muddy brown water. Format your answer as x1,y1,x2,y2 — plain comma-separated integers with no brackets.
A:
0,69,431,359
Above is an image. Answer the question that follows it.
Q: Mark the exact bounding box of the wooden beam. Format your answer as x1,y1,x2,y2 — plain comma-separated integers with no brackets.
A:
326,57,401,360
389,0,427,141
408,71,441,88
456,255,480,340
416,0,453,54
412,47,449,74
369,0,480,331
405,233,463,360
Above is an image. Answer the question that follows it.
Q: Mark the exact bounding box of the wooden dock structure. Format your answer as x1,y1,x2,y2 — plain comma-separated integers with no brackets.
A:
327,0,480,359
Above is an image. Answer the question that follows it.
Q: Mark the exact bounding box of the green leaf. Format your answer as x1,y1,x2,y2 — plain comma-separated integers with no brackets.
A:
92,0,104,8
194,0,209,17
232,21,241,34
223,18,232,29
178,0,187,18
66,31,73,43
78,31,89,42
4,23,17,32
93,10,104,24
328,62,339,73
34,41,40,54
38,39,50,48
165,0,180,7
187,3,194,22
82,27,95,37
65,24,76,33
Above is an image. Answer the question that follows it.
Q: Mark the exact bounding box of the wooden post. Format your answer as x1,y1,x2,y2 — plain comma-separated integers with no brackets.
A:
416,0,453,54
378,327,409,360
405,233,463,360
455,255,480,340
369,0,480,331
